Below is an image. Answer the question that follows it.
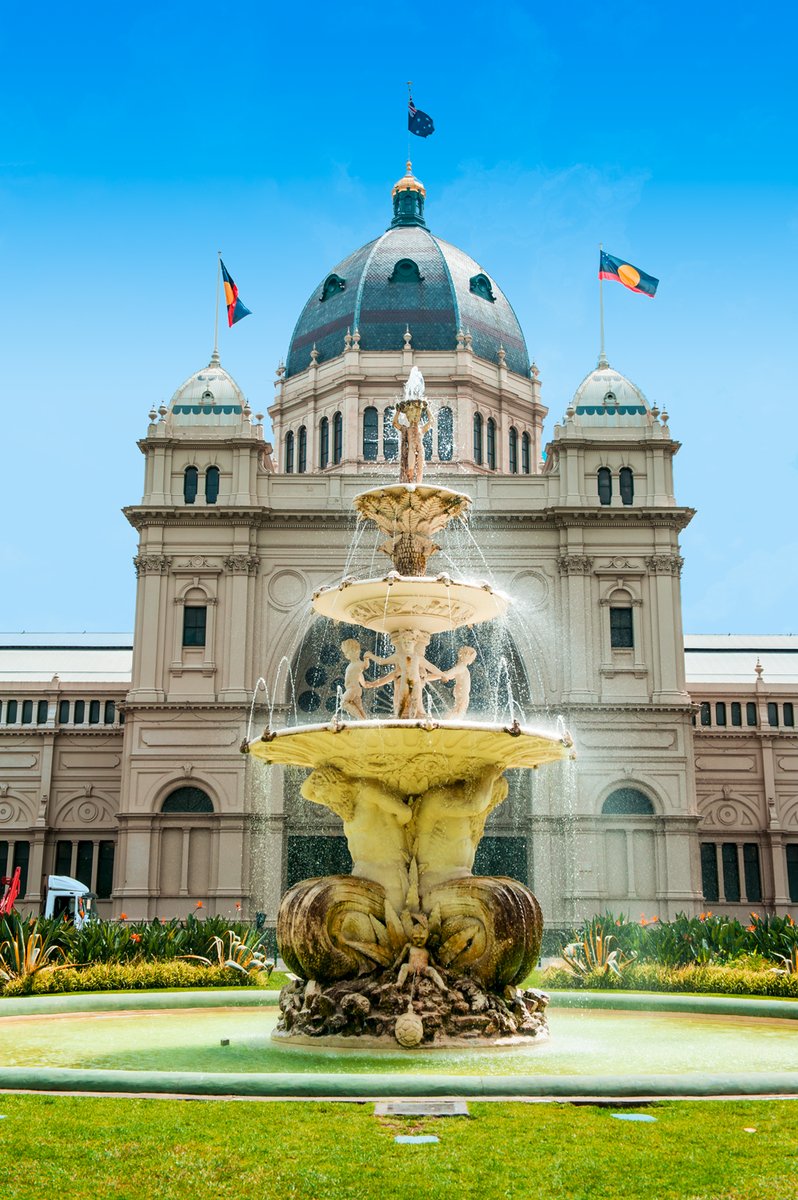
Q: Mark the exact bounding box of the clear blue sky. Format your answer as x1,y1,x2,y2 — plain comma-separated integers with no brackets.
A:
1,0,796,635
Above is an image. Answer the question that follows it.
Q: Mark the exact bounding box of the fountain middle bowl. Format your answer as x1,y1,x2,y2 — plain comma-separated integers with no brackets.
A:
247,719,572,792
311,575,509,636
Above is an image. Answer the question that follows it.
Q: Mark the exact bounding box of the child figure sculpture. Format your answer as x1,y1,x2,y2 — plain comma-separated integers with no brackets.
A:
439,646,477,718
340,637,370,720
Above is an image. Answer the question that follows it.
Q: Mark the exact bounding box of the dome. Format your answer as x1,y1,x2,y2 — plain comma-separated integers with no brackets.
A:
284,167,530,380
167,351,247,426
571,361,650,423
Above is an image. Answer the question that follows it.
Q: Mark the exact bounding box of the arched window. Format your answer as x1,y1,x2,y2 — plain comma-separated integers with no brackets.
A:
619,467,634,506
332,412,343,464
438,407,453,461
389,258,424,283
521,432,531,475
597,467,612,505
204,466,220,504
469,273,496,302
363,406,378,461
509,427,518,474
319,416,329,469
473,412,483,465
486,418,496,470
423,424,433,461
161,787,214,813
602,788,655,815
320,273,346,301
383,408,399,461
298,426,307,474
183,466,198,504
284,431,294,474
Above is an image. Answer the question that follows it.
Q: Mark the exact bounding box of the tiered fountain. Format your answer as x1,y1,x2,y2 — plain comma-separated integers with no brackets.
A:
245,368,573,1048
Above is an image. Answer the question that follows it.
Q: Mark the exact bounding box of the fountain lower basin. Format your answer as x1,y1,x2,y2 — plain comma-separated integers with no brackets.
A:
1,992,797,1099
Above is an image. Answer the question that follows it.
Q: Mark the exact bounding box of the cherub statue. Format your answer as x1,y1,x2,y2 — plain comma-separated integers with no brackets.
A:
395,912,448,993
339,637,370,720
438,646,477,718
365,631,446,719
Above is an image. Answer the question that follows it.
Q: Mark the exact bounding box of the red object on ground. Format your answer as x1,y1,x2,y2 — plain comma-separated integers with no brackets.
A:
0,867,21,915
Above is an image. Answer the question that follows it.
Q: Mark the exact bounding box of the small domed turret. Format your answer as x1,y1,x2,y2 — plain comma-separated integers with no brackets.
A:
390,161,427,228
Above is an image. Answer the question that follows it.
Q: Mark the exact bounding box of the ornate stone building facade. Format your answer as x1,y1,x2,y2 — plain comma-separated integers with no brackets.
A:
2,166,796,925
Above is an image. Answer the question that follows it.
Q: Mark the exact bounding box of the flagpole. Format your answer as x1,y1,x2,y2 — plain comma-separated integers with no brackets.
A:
406,80,412,163
213,251,221,362
598,242,607,367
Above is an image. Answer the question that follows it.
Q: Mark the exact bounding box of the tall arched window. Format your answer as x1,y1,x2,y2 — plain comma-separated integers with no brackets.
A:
319,416,329,469
508,427,518,474
597,467,612,505
423,425,433,460
205,466,220,504
619,467,634,506
298,426,307,474
285,431,295,474
363,406,378,461
183,466,198,504
486,418,496,470
473,413,483,465
332,412,343,464
383,408,399,461
521,432,531,474
437,407,453,461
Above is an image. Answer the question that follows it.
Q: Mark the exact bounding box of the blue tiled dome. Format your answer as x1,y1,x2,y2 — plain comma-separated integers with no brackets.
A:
284,167,531,379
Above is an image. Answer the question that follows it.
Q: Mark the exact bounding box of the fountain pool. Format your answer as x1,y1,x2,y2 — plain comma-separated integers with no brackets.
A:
1,991,796,1099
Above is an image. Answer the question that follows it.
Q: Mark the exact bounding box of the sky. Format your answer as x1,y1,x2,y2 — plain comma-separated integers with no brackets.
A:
1,0,796,635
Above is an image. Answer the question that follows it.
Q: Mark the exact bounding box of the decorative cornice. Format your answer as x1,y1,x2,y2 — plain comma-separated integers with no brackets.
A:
133,554,172,576
557,554,593,576
224,554,261,576
646,554,684,576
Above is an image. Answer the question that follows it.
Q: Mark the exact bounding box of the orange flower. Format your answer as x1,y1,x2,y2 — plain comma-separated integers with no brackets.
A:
195,900,203,909
640,916,649,926
131,932,142,943
787,915,795,926
650,915,659,923
235,902,242,911
746,925,756,932
750,912,760,923
119,912,128,921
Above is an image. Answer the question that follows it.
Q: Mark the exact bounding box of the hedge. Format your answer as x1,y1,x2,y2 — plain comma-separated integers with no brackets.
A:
1,961,257,997
541,961,798,998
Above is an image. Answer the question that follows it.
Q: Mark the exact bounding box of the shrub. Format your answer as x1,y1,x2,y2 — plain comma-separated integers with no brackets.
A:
1,960,256,997
541,960,798,998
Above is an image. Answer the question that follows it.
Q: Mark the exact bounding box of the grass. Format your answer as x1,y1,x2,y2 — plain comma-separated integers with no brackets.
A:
0,1096,796,1199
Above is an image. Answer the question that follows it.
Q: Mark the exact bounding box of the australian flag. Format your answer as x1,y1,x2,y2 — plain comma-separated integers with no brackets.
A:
408,96,434,138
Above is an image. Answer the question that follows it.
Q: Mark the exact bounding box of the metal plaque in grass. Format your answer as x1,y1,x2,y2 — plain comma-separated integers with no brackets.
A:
375,1101,470,1117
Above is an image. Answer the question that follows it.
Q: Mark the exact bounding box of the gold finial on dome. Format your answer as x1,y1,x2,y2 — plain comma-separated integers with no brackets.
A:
392,160,426,199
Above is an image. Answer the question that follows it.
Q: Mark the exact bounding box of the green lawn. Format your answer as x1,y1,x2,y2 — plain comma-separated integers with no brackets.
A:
0,1096,796,1199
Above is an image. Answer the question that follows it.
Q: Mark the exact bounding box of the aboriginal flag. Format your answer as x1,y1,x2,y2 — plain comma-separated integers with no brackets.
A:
221,259,252,326
599,250,659,298
408,96,434,138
